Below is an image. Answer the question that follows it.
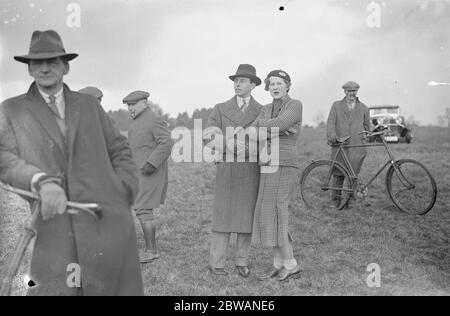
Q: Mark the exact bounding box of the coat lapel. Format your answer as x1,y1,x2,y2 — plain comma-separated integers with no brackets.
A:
221,96,244,126
241,97,261,128
262,103,273,119
25,83,67,156
63,85,81,157
339,98,351,120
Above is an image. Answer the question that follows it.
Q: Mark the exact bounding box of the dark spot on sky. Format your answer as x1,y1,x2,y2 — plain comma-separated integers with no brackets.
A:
279,6,284,11
28,280,36,287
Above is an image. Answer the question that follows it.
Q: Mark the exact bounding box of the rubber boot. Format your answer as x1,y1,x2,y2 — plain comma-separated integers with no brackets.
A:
139,220,160,263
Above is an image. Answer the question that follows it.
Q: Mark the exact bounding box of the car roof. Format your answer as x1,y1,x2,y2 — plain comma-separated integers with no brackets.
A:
369,105,400,109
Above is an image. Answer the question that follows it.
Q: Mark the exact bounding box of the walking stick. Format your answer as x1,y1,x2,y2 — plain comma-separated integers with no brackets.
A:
0,182,102,296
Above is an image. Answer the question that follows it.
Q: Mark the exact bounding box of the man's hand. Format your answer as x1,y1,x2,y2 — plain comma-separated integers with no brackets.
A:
141,162,157,175
327,136,338,146
39,182,67,220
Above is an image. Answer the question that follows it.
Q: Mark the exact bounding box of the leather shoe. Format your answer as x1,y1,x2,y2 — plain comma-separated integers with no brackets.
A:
208,265,228,276
257,268,283,281
277,265,301,282
236,265,250,278
140,250,160,264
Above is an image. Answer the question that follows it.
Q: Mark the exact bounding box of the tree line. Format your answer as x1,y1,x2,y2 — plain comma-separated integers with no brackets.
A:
107,102,214,131
107,102,450,132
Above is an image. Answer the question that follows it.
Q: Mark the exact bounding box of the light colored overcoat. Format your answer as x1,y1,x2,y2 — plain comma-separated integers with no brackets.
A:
326,98,371,175
128,108,173,210
0,83,143,296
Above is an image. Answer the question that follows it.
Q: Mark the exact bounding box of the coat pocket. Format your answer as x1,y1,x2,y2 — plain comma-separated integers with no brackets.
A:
112,172,131,204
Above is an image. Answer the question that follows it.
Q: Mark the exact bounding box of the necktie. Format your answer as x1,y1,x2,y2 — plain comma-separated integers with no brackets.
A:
48,95,61,119
48,94,67,139
240,99,248,113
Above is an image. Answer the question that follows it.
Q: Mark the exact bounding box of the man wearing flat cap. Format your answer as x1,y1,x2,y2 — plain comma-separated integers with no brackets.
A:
204,64,263,278
78,86,104,103
123,91,173,263
0,30,143,295
326,81,370,209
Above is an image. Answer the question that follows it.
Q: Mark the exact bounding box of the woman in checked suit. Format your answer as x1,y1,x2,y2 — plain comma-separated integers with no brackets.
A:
251,69,303,282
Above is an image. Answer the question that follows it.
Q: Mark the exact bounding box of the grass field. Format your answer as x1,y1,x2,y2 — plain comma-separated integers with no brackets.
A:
1,126,449,296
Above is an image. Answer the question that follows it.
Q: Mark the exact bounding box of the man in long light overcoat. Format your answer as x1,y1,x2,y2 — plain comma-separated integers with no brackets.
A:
124,91,173,263
205,64,263,278
0,30,143,295
326,81,371,208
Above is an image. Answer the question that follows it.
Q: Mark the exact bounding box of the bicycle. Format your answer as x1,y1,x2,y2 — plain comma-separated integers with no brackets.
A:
300,129,437,215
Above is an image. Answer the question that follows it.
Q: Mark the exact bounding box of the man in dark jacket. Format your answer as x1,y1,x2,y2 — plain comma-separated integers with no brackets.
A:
0,30,143,295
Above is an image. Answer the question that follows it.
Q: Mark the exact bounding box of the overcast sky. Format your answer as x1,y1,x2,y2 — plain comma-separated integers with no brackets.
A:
1,0,449,125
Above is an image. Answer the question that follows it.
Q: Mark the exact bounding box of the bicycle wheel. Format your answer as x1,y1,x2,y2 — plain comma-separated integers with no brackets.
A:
300,160,353,210
386,159,437,215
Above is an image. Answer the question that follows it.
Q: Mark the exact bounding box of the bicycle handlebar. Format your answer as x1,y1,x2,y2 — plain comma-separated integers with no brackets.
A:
359,129,389,137
0,182,102,219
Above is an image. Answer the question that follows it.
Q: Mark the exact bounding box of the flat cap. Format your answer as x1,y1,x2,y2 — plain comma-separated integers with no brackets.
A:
78,86,103,99
342,81,360,90
122,90,150,104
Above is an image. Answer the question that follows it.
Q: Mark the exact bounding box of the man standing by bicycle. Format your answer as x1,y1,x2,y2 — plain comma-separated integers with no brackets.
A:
0,30,143,295
326,81,370,209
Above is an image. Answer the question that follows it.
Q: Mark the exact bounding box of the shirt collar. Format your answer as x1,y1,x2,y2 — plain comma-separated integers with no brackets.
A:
38,87,64,103
237,96,251,107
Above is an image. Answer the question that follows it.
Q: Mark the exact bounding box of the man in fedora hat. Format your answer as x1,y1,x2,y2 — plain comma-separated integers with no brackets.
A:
78,86,104,103
204,64,263,278
123,90,173,263
0,30,143,295
326,81,370,209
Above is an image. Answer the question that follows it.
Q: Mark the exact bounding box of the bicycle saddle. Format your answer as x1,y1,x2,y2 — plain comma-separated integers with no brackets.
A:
337,136,351,143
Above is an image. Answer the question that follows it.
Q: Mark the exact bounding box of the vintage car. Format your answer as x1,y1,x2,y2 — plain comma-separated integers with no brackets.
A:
368,105,412,143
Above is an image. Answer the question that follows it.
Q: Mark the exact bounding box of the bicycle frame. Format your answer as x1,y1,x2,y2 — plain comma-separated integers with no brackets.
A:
328,137,413,193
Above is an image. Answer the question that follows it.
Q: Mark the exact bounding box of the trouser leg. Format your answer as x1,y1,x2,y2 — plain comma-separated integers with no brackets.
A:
332,175,345,201
209,232,230,269
235,233,252,267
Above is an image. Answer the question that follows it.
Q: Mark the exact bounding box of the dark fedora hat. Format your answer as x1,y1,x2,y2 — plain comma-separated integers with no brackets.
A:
14,30,78,64
229,64,262,86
